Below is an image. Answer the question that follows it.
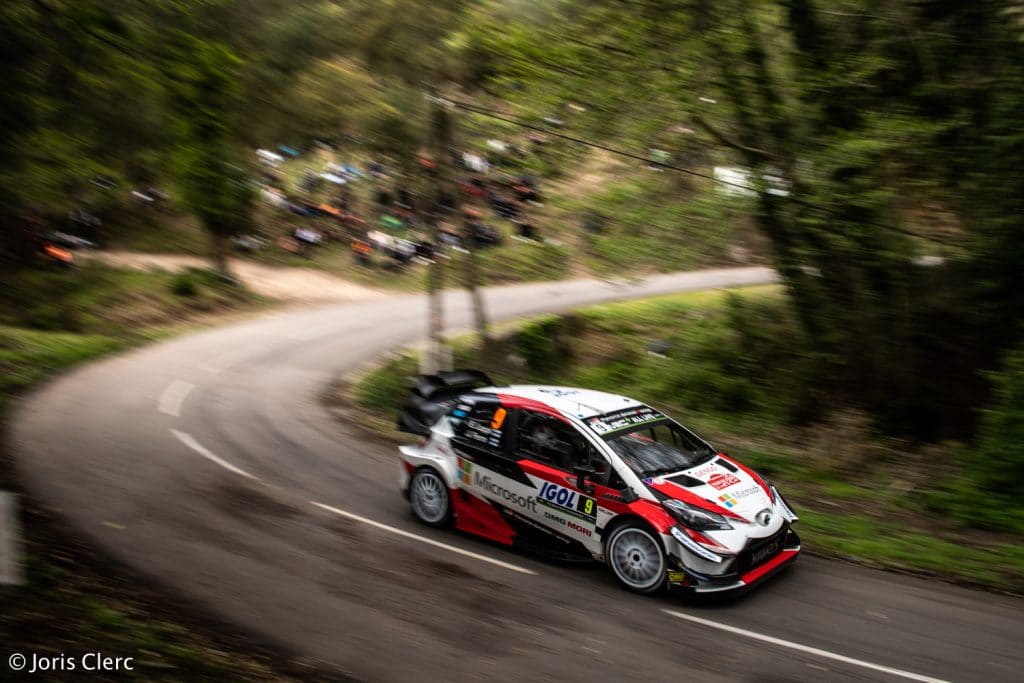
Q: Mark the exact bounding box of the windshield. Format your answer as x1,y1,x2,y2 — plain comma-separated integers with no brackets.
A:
604,419,715,478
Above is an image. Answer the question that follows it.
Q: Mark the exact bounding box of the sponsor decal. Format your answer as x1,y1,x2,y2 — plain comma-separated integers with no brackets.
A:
751,539,781,566
465,417,503,448
537,481,597,523
567,520,593,537
543,510,593,537
707,472,741,490
457,457,473,485
537,388,581,397
586,406,663,435
490,407,507,429
473,472,537,512
688,463,719,478
718,492,738,509
667,571,686,583
544,510,567,526
732,485,761,499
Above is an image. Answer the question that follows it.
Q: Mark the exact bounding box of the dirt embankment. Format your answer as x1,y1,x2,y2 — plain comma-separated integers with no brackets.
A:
86,251,386,304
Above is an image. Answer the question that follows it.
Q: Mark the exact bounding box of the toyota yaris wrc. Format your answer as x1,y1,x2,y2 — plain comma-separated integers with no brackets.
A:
397,371,800,594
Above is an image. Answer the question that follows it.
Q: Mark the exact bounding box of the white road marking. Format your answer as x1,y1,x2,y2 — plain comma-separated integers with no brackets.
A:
662,609,949,683
310,501,537,576
158,379,195,417
169,429,257,480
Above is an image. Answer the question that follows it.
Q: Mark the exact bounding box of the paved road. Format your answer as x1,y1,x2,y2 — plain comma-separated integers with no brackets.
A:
11,268,1023,682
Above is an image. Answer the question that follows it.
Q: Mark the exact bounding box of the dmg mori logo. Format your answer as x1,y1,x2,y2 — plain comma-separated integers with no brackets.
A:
756,509,772,526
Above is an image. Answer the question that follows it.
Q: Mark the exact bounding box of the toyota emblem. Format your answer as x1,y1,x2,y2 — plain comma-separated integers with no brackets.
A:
756,509,772,526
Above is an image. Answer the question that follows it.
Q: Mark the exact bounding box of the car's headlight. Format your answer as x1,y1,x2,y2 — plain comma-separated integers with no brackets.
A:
663,499,733,531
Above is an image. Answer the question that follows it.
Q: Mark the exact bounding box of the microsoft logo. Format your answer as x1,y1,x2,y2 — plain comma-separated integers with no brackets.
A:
458,457,473,485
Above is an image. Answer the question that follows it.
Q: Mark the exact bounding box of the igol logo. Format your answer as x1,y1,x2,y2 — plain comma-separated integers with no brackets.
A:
537,481,597,522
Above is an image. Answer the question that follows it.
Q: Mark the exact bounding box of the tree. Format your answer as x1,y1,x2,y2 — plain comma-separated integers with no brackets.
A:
464,0,1024,435
171,36,254,278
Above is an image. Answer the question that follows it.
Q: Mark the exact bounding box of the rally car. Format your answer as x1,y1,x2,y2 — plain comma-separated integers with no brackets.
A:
396,371,800,594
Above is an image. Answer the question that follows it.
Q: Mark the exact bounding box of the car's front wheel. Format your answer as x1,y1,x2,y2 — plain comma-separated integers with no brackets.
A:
606,523,666,593
409,467,451,527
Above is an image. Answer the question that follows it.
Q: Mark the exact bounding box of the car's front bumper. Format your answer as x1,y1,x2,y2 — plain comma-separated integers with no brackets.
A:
666,527,801,593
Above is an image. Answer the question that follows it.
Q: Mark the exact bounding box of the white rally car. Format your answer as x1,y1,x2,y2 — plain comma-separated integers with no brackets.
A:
397,371,800,594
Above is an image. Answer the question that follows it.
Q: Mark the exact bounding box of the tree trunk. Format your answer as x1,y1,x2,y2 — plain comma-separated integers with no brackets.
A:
425,238,445,373
425,89,451,374
209,231,232,280
462,237,490,347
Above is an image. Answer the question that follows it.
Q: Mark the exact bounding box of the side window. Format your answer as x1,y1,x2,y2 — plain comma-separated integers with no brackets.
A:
516,410,588,471
451,401,507,452
591,453,627,490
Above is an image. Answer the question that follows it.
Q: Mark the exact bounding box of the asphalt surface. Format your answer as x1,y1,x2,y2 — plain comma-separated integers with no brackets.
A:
11,267,1024,682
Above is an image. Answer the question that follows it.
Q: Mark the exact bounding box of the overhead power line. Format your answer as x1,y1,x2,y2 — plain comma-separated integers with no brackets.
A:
448,99,954,245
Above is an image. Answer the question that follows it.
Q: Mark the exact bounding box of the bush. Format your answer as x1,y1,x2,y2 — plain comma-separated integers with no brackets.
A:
516,314,583,374
170,268,221,297
975,338,1024,499
355,353,418,412
928,337,1024,532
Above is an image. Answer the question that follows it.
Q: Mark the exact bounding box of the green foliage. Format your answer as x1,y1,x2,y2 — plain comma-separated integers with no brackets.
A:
516,316,566,373
976,340,1024,499
468,0,1024,437
0,326,124,408
355,352,418,410
475,239,571,284
170,35,254,271
578,176,749,274
355,288,1024,591
928,337,1024,534
169,267,224,298
0,263,253,336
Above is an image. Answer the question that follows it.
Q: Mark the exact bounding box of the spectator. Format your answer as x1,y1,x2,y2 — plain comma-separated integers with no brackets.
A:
351,236,373,267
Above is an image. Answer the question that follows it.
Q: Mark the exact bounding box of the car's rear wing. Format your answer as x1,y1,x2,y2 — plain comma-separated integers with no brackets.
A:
396,370,494,436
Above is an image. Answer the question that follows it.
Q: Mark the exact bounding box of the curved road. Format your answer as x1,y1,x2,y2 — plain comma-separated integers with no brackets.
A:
11,268,1023,682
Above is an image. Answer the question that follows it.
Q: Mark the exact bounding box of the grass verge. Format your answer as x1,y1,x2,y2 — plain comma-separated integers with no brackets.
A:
348,286,1024,594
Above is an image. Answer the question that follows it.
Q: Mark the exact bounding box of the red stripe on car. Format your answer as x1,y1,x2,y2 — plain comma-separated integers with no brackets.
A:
452,489,516,545
740,548,799,585
495,394,570,422
648,479,749,522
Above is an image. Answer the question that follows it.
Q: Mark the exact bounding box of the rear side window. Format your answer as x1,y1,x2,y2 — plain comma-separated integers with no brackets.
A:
451,401,508,451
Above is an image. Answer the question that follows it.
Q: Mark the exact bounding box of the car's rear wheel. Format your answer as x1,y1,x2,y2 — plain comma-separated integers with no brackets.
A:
606,524,666,593
409,468,451,527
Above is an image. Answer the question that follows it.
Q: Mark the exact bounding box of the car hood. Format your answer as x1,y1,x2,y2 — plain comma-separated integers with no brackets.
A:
644,455,772,520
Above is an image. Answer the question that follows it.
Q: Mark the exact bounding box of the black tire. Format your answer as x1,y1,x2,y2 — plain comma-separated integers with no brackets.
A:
408,468,452,527
606,523,667,593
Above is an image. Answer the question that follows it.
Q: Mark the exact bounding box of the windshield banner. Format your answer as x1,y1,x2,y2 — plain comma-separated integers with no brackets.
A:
586,406,663,435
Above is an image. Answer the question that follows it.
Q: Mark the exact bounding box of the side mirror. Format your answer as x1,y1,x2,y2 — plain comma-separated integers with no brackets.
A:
574,465,596,495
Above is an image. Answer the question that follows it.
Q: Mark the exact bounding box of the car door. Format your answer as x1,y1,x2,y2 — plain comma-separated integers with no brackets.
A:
513,409,622,550
448,397,537,512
